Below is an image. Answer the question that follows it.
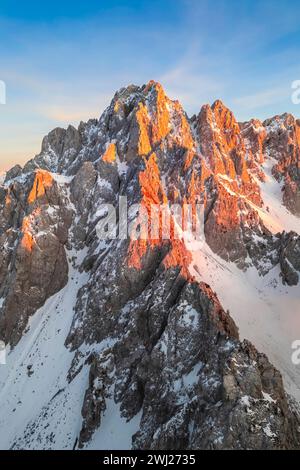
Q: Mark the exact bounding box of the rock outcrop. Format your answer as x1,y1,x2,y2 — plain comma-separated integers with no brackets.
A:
0,81,300,450
264,114,300,216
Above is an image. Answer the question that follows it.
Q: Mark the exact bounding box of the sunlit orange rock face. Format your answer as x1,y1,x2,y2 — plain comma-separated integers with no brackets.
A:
124,82,172,160
102,143,117,163
28,170,54,205
123,82,200,275
145,81,170,145
240,119,267,182
170,101,195,150
127,148,193,275
0,169,72,346
241,119,266,165
197,101,238,178
21,209,41,252
162,239,193,279
128,152,166,269
124,83,270,274
196,100,263,204
3,80,295,323
134,103,152,157
139,152,167,208
188,100,266,265
212,100,242,154
5,192,11,207
22,170,57,251
2,81,300,450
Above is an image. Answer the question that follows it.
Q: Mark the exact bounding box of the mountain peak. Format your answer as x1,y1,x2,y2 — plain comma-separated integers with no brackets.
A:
144,79,164,92
1,81,300,450
211,98,228,110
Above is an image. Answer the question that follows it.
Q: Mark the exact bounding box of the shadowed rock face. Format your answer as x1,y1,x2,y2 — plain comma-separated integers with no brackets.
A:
263,114,300,216
280,232,300,286
0,170,72,346
0,81,300,449
76,269,300,450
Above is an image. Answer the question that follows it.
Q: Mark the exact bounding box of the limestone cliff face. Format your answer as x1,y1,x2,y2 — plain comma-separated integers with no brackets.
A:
0,81,300,449
0,170,72,346
263,114,300,216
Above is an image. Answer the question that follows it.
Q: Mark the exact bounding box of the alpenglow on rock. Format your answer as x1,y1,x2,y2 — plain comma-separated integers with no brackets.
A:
0,81,300,450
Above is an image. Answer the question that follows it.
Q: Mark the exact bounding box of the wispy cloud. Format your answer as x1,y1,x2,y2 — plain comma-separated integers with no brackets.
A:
1,0,300,171
233,86,290,110
160,63,222,114
38,94,111,124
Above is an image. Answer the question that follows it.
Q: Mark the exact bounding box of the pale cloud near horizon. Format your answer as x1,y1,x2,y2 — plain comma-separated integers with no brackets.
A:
0,71,298,173
1,0,300,171
233,86,290,111
36,93,112,124
159,62,223,115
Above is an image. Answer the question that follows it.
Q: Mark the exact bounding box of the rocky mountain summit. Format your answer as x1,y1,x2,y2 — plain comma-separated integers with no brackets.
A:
0,81,300,450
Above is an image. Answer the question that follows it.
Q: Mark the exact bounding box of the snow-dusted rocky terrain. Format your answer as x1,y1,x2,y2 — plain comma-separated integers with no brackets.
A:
0,81,300,449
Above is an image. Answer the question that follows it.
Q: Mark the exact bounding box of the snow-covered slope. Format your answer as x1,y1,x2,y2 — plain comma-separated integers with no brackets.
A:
256,159,300,234
190,242,300,402
191,112,300,403
0,249,89,450
0,81,300,450
189,161,300,401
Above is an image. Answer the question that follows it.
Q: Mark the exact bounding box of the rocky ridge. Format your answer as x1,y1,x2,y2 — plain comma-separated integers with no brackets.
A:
0,81,300,449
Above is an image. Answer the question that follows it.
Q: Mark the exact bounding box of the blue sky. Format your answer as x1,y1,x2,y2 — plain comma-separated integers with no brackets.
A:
1,0,300,170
